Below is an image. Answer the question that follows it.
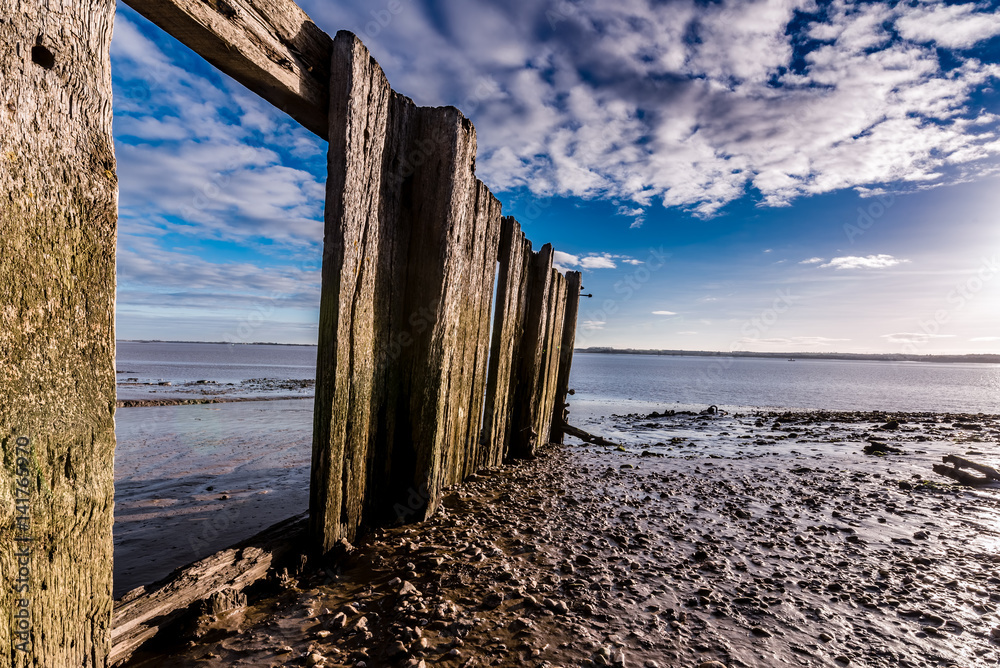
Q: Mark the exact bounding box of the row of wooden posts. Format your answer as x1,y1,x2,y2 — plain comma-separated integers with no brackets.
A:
310,32,582,551
1,2,581,665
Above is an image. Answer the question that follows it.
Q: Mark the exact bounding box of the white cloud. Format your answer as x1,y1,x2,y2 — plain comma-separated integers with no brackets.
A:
736,335,852,346
819,254,910,270
652,311,677,316
896,2,1000,49
552,250,580,273
553,251,642,271
581,320,606,330
881,332,957,343
617,205,646,228
677,331,698,335
970,336,1000,342
580,255,617,269
799,257,824,265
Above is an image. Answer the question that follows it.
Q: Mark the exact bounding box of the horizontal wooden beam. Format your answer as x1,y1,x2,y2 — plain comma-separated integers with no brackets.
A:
122,0,333,137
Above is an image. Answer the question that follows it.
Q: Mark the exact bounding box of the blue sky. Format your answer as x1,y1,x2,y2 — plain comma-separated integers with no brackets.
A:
111,0,1000,353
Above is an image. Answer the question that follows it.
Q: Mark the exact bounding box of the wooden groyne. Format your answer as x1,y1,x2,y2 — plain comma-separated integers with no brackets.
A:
1,0,581,664
309,31,581,551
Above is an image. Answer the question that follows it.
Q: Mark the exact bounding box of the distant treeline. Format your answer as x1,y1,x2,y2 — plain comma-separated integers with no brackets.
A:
577,347,1000,365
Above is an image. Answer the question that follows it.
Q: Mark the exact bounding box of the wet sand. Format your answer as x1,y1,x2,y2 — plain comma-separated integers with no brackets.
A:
122,409,1000,667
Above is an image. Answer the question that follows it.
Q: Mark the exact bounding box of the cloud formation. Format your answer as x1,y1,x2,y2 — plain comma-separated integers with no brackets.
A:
881,332,957,343
820,254,910,270
303,0,1000,219
553,251,639,271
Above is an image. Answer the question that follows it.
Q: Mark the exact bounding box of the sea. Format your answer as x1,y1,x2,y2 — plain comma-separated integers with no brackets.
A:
115,341,1000,414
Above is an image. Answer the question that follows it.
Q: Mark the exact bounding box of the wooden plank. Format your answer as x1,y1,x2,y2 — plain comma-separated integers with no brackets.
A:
551,271,581,444
536,270,568,445
457,180,502,480
313,32,503,547
110,514,307,665
311,31,397,551
942,455,1000,481
481,218,531,468
555,420,619,446
121,0,333,137
0,1,117,664
437,178,495,487
508,244,555,459
390,104,479,516
933,464,989,486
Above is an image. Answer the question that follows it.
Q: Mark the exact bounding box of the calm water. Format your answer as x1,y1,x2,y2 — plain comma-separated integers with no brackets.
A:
570,352,1000,415
114,342,1000,413
116,341,317,400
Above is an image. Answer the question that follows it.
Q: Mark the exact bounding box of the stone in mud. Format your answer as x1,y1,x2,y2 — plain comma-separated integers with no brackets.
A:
697,662,727,668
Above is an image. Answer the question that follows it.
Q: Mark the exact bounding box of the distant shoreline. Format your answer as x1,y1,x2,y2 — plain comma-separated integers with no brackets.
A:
115,340,1000,364
117,339,316,347
577,347,1000,365
116,395,313,408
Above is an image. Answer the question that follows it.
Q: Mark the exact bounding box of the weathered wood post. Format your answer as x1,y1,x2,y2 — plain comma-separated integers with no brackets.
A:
508,244,555,459
535,269,566,444
1,1,118,665
311,32,500,552
551,271,582,443
481,218,531,467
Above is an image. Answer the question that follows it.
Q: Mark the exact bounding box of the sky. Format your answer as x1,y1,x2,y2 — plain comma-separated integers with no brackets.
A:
111,0,1000,354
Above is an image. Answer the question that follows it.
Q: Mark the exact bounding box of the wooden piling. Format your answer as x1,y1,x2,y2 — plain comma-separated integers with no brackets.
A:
536,270,569,446
551,271,582,443
508,245,556,459
481,218,532,467
312,32,503,551
1,1,118,664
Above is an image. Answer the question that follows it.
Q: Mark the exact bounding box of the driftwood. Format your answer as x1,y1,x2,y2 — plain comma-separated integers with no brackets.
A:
555,421,619,447
110,513,307,666
933,464,990,486
942,455,1000,481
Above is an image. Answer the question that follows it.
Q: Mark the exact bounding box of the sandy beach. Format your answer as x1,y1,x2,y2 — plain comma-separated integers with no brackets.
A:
119,408,1000,667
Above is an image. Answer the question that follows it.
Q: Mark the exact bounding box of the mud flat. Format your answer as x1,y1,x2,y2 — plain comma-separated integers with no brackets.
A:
122,410,1000,667
114,399,313,596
